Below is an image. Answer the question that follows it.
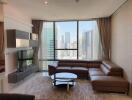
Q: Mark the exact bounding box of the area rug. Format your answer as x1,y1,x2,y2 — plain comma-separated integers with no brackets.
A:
9,73,131,100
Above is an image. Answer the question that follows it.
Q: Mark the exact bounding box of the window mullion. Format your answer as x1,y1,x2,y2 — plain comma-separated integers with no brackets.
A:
53,21,56,60
77,21,79,59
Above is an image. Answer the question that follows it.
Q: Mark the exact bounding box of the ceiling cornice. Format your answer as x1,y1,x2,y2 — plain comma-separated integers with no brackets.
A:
111,0,128,16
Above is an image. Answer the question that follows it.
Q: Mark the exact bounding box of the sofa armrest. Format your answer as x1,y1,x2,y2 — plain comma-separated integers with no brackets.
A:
0,60,5,65
0,93,35,100
48,61,58,75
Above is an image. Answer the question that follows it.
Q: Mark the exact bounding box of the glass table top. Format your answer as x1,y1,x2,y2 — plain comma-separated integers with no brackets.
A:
51,72,77,79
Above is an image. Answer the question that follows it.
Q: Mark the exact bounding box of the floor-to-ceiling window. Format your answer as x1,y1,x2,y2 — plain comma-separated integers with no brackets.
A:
39,22,54,70
40,20,100,70
55,21,77,59
79,21,100,60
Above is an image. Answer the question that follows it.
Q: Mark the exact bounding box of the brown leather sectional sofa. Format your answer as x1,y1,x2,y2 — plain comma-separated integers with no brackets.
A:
0,59,5,72
48,60,101,78
48,60,129,94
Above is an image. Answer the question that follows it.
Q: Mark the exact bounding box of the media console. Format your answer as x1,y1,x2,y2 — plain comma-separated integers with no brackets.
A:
6,29,39,83
8,64,37,83
8,48,38,83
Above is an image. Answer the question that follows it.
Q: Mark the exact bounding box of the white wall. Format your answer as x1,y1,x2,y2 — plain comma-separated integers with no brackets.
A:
111,0,132,95
3,4,32,75
4,4,32,32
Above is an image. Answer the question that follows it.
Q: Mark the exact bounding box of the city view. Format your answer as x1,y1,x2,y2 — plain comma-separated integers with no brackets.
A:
55,22,77,59
40,21,99,70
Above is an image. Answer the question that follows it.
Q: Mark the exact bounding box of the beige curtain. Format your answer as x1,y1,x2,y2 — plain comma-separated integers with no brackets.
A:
97,17,111,60
32,20,43,71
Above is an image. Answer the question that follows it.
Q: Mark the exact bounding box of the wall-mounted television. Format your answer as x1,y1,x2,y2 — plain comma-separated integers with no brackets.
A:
17,49,34,60
17,49,34,72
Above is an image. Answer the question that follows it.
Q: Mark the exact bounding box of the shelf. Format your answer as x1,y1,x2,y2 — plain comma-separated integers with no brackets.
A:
6,29,38,48
29,40,38,47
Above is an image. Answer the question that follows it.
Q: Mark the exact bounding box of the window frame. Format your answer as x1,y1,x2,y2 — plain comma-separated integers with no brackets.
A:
54,21,79,59
41,20,97,61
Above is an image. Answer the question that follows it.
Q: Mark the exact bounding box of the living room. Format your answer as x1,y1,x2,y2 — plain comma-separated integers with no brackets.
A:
0,0,132,100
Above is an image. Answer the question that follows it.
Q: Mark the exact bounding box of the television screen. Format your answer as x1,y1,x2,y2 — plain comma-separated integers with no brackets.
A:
17,49,34,72
17,49,34,60
18,60,33,72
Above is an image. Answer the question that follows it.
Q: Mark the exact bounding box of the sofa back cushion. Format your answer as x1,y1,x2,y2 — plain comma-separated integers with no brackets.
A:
58,60,87,67
87,62,101,68
58,60,101,68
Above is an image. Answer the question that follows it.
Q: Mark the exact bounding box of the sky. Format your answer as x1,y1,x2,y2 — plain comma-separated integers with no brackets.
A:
42,21,97,46
55,21,97,42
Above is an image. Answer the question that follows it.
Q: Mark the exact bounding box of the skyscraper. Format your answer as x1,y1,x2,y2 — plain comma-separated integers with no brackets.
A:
64,32,70,57
81,30,93,59
41,22,54,70
42,23,54,59
65,32,70,49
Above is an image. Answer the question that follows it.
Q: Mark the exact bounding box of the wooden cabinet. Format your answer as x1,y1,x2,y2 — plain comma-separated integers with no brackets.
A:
6,29,30,48
6,29,38,48
29,33,38,47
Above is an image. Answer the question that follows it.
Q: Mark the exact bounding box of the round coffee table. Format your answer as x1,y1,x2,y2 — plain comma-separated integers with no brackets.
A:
51,72,77,91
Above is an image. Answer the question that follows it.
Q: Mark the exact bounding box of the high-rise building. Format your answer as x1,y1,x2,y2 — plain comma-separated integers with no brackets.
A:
41,22,54,70
64,32,70,57
81,30,93,59
65,32,70,49
43,23,54,59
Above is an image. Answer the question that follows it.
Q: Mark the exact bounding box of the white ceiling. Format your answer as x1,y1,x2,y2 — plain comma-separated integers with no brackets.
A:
8,0,127,20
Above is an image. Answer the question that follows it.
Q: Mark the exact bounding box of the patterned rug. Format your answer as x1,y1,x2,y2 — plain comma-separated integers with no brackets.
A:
9,73,131,100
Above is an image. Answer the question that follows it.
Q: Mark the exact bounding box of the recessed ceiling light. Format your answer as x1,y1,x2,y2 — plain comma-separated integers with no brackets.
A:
75,0,79,3
44,0,48,5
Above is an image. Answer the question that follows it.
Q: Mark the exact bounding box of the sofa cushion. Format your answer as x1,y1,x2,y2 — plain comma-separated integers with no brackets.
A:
71,67,88,74
56,67,72,72
89,68,101,71
71,67,88,70
56,66,88,78
89,70,105,76
90,76,129,87
57,66,71,69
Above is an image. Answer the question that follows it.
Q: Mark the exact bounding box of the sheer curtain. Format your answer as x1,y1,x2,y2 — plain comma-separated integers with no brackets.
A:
32,20,43,71
91,21,102,60
79,21,101,60
39,22,54,70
